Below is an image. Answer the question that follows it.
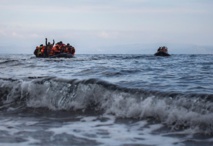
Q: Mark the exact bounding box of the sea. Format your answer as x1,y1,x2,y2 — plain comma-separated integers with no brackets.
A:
0,54,212,146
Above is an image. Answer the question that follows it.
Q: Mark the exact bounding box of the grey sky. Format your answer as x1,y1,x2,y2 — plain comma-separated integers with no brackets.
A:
0,0,213,54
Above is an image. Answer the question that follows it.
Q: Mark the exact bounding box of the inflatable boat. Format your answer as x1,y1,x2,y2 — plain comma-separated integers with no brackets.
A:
36,53,74,58
49,53,74,58
154,52,170,56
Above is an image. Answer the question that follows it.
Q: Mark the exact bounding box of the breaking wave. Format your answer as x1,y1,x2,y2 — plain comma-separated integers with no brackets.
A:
0,77,213,134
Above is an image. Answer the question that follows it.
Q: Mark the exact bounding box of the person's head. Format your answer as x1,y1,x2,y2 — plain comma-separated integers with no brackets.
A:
67,43,70,46
40,44,43,46
48,42,51,45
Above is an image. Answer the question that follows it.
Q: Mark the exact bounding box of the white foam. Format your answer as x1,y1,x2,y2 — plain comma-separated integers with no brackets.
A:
0,118,40,146
48,115,183,146
0,137,40,146
0,118,38,135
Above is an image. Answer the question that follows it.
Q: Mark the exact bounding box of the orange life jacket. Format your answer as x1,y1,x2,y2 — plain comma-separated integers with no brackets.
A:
50,46,60,56
40,46,45,54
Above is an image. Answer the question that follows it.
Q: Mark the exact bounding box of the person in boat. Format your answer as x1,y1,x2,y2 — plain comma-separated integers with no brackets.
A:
53,41,60,53
50,43,60,56
64,43,70,54
155,46,170,56
34,44,45,57
45,38,55,57
70,45,75,55
161,46,168,53
50,41,65,55
59,41,66,53
156,46,167,53
157,47,162,53
64,43,75,55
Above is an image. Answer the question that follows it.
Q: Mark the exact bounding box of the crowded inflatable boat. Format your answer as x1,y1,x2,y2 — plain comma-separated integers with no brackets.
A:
34,38,75,58
154,46,170,56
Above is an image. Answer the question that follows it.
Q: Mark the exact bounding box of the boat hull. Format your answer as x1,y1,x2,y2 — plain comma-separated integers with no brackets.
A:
154,52,170,56
49,53,74,58
36,53,74,58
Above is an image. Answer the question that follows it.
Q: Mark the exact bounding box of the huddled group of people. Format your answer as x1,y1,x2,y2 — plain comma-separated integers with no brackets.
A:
34,38,75,57
157,46,168,53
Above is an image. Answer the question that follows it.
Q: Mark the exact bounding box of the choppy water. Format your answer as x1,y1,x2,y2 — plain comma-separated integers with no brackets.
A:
0,54,213,146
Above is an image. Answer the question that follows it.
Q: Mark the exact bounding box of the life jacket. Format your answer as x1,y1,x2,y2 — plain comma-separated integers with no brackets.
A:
50,45,60,56
59,44,66,53
40,46,46,54
49,49,54,56
48,45,56,56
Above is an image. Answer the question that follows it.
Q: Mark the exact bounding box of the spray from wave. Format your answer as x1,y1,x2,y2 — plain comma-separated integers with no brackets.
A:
0,77,213,134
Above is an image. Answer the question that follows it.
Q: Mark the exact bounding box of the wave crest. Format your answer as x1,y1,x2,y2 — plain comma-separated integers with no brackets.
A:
0,77,213,134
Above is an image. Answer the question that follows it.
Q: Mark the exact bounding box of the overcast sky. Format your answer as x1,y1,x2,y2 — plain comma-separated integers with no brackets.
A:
0,0,213,54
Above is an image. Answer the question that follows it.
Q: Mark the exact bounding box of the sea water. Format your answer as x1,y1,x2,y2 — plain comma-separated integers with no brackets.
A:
0,54,212,146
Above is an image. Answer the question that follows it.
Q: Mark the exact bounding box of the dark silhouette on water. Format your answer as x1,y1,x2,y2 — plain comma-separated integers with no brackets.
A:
154,46,170,56
34,38,75,58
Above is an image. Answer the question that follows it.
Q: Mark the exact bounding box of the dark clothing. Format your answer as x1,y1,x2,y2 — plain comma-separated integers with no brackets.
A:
45,39,55,57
